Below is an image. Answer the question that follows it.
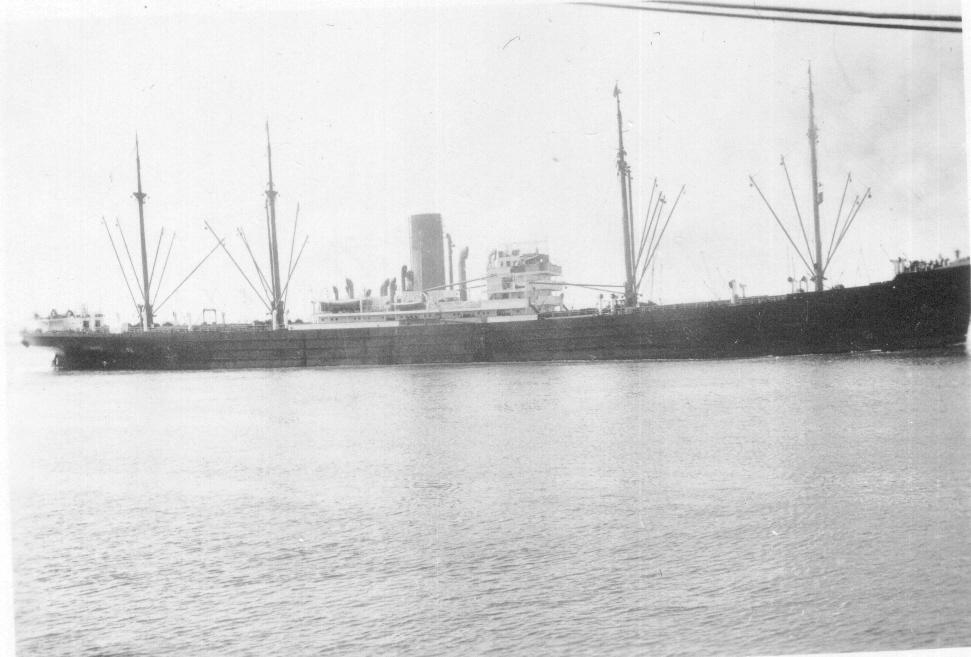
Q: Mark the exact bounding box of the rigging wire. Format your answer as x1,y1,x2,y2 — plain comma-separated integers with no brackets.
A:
634,178,659,270
286,203,300,288
102,217,141,315
825,187,871,272
150,233,176,307
697,251,721,299
114,217,144,294
825,173,852,266
237,228,273,304
780,156,815,268
147,227,164,291
638,185,685,290
643,0,961,23
154,237,226,313
203,220,271,311
749,175,816,277
572,1,963,32
281,235,310,307
636,192,666,274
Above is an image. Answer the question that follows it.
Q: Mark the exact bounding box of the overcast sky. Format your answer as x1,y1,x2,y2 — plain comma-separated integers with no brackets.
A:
1,0,967,324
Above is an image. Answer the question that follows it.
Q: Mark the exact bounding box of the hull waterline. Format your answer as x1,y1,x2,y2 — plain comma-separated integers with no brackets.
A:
22,264,970,371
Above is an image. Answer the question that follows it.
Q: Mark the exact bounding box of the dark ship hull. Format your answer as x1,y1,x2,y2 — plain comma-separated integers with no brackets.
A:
23,263,970,371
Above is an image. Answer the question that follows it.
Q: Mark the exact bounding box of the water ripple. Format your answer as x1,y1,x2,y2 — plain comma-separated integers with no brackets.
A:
7,355,971,655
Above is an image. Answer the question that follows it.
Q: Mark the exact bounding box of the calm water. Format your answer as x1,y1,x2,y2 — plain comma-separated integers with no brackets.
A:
5,346,971,656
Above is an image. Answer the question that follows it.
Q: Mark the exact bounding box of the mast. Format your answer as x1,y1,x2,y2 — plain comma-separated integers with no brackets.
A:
614,84,637,307
134,136,153,329
808,66,825,292
265,122,285,328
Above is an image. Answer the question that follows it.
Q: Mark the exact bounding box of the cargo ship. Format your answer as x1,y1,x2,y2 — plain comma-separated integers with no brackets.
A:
20,78,971,370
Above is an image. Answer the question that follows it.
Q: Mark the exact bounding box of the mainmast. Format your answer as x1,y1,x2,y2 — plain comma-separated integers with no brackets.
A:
265,122,285,328
614,84,637,307
134,136,153,329
808,66,825,292
750,69,867,292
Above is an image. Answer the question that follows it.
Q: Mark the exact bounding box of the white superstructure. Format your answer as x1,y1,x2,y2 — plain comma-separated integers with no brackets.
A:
299,244,564,330
28,308,107,334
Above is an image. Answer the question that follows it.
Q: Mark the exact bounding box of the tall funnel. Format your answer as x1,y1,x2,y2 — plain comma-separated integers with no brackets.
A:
409,213,445,292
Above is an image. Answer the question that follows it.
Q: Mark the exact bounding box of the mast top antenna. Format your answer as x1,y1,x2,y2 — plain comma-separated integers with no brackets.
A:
134,134,146,201
265,120,276,195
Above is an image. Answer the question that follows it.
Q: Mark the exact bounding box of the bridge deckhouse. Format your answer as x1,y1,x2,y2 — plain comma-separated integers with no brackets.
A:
486,245,564,308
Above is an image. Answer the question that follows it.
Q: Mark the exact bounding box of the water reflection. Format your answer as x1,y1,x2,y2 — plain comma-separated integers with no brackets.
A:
6,350,970,655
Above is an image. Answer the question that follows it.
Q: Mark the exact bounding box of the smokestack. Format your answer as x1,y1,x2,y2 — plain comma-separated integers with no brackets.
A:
409,213,445,292
445,233,454,290
401,265,409,291
459,246,469,301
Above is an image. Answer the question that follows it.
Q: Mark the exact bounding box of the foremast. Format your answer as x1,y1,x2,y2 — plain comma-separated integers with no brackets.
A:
750,67,869,294
264,122,285,328
808,66,825,292
614,84,637,307
611,84,684,306
134,137,153,328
